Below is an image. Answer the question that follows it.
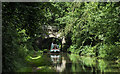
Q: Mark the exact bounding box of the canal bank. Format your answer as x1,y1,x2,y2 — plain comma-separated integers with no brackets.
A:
17,52,120,73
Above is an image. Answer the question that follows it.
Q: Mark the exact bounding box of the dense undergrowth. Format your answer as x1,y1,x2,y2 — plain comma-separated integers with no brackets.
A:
68,43,120,60
16,50,54,72
63,2,120,61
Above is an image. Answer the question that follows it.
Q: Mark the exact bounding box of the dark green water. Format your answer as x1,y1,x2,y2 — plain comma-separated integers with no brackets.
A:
17,53,120,73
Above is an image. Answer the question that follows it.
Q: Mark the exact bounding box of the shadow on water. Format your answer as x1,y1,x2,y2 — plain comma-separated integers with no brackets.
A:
17,53,120,73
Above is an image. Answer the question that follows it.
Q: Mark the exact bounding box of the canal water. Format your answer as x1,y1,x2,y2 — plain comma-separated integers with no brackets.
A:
17,53,120,73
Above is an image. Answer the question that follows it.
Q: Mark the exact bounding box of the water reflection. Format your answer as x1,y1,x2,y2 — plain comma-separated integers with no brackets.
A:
50,54,66,72
50,54,61,64
17,53,120,72
49,53,120,72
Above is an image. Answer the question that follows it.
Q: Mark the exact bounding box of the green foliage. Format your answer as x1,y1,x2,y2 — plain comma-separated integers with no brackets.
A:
43,49,49,52
2,2,59,72
26,52,52,66
99,44,120,60
80,45,95,56
68,45,77,53
17,51,54,72
64,2,120,60
2,2,120,72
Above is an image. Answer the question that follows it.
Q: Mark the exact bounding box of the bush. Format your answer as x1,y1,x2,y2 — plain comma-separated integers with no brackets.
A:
99,44,120,60
80,45,95,56
68,45,77,53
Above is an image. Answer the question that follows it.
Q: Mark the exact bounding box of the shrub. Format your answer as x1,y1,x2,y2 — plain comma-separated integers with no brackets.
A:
99,44,120,60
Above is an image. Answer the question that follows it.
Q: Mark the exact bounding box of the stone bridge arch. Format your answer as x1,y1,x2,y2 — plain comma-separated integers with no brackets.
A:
42,25,66,44
35,25,66,50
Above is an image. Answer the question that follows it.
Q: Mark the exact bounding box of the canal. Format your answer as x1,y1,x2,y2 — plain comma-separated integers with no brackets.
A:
17,53,120,73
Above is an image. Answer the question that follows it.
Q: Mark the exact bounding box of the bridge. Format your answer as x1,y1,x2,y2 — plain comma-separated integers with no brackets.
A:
35,25,66,50
42,25,66,44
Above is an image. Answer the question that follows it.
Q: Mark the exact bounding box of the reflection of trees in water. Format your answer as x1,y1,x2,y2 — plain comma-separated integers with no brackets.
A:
50,54,120,72
47,53,120,72
50,54,66,72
